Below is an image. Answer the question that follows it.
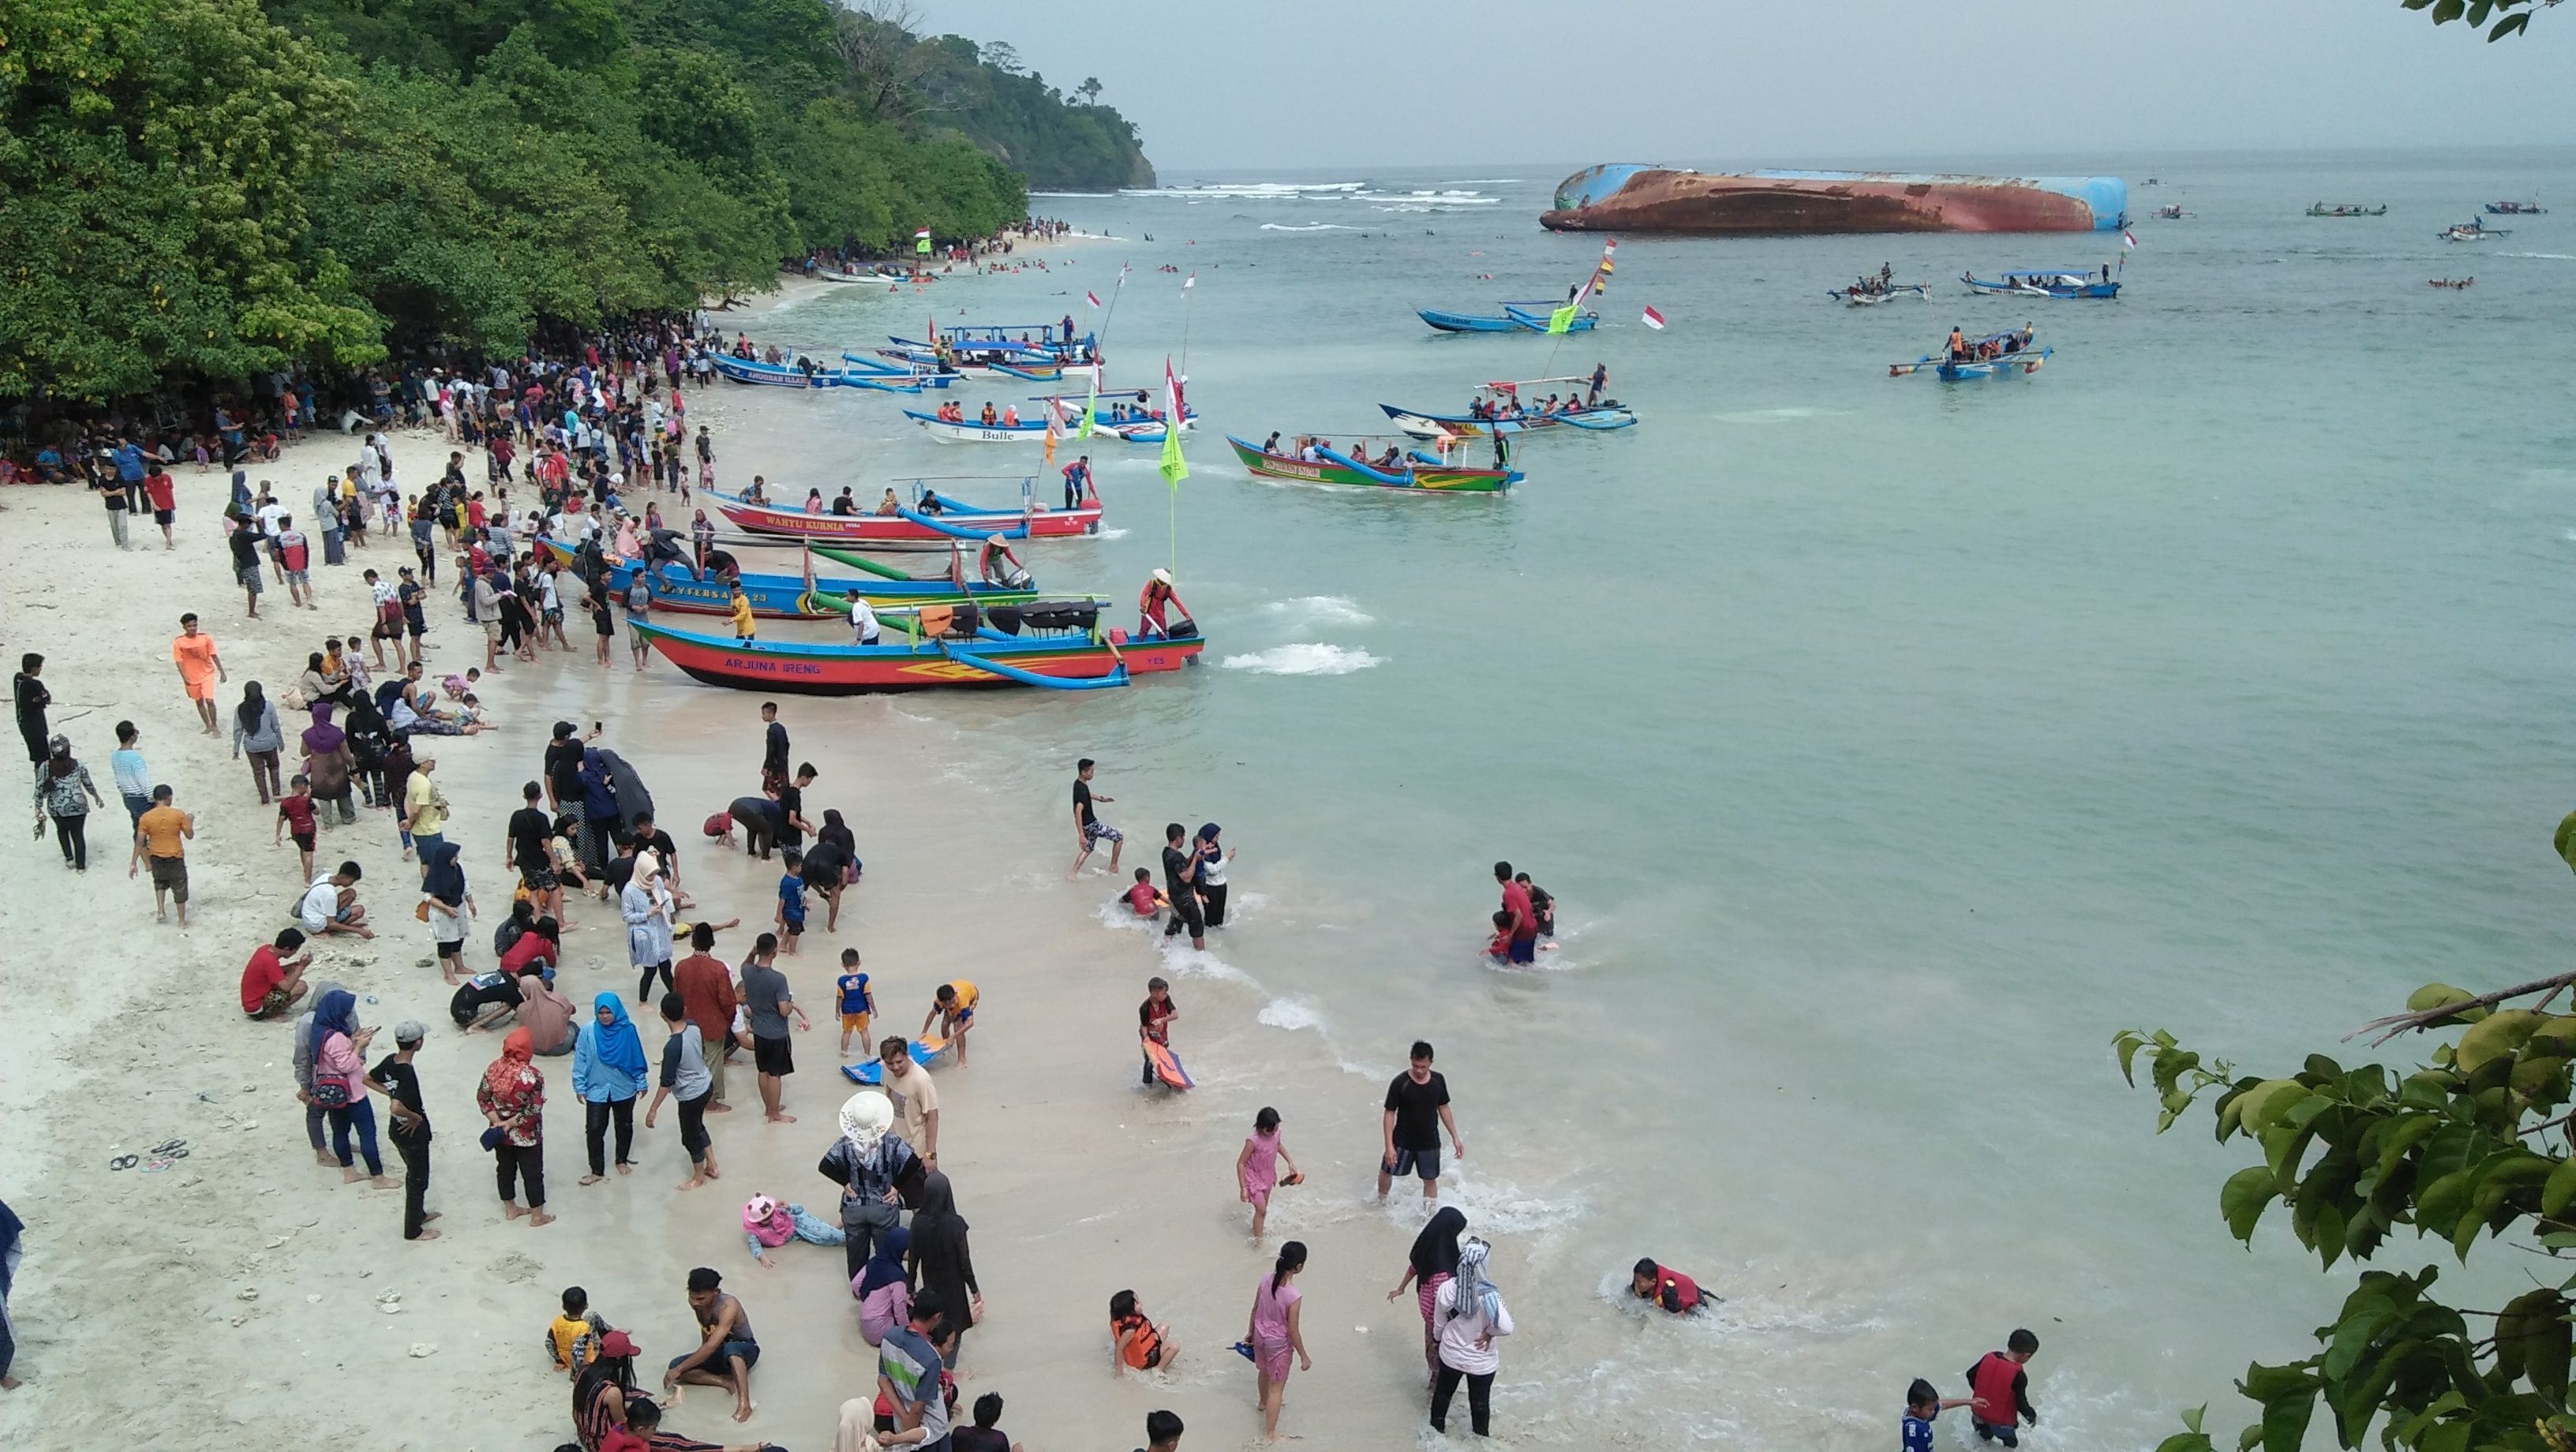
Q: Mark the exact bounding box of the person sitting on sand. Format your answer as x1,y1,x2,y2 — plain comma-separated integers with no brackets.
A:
1110,1288,1180,1375
741,1192,845,1266
665,1266,761,1423
241,926,313,1021
571,1327,640,1448
298,859,373,939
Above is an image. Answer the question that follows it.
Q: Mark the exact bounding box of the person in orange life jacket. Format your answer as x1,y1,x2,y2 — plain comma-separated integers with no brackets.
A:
1966,1329,2040,1446
1137,569,1190,640
1629,1258,1711,1315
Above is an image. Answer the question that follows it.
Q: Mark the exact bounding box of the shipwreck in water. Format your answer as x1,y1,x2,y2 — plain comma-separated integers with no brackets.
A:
1541,165,2128,235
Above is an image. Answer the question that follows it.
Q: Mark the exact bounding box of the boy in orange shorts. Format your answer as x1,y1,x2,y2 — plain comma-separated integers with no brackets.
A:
835,949,874,1056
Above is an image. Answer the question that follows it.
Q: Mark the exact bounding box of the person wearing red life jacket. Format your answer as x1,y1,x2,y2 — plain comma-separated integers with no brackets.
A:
1629,1258,1709,1315
1966,1329,2040,1446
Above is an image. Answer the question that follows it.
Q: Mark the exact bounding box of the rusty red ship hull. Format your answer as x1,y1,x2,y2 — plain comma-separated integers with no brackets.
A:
1541,166,2127,236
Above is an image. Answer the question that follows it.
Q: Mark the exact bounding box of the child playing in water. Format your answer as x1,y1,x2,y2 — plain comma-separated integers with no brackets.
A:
1110,1289,1180,1375
1125,866,1166,918
1235,1106,1301,1241
1485,909,1515,962
837,949,874,1056
1904,1377,1974,1452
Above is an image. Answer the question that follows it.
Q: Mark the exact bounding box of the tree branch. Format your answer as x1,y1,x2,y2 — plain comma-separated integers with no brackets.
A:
2346,971,2576,1046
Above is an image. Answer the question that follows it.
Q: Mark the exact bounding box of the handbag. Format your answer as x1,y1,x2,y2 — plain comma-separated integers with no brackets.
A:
311,1079,350,1110
414,900,432,922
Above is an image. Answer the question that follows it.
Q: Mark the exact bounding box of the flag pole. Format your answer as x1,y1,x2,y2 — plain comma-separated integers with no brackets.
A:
1180,271,1196,375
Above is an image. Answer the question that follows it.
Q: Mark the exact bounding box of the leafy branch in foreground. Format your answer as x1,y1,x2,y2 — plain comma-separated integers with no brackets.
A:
2119,976,2576,1448
2402,0,2559,43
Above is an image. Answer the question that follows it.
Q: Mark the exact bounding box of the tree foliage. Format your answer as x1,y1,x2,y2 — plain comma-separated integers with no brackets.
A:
2402,0,2559,43
2,0,1110,398
2119,834,2576,1452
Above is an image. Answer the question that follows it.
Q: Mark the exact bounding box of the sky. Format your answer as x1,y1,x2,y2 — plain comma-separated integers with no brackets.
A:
916,0,2576,174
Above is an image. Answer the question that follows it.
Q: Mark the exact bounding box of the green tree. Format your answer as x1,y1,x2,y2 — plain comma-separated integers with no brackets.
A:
2119,821,2576,1452
0,0,382,399
2403,0,2557,42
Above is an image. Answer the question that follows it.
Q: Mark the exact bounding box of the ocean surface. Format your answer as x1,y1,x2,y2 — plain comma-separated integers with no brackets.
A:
728,148,2576,1447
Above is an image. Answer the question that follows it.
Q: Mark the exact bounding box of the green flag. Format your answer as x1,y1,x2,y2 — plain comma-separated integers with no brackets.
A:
1159,425,1188,488
914,228,933,256
1547,300,1578,334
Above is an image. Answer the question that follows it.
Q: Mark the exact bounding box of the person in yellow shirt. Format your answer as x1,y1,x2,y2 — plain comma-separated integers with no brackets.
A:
922,979,979,1066
402,754,449,870
728,582,755,642
545,1285,607,1376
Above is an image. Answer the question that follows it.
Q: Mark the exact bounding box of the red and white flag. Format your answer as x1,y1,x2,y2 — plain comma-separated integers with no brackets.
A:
1085,290,1103,308
2121,230,2137,249
1182,272,1195,290
1640,305,1667,330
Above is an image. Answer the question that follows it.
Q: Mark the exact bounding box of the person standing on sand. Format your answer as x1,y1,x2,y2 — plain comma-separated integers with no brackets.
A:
1247,1241,1312,1443
672,923,738,1111
1390,1205,1466,1385
479,1026,555,1227
1378,1041,1464,1204
109,720,150,830
129,784,194,926
878,1036,940,1166
739,934,805,1123
13,654,49,783
227,511,265,617
402,753,450,869
309,989,397,1188
573,991,649,1184
230,683,284,803
0,1194,21,1390
665,1267,761,1424
1069,758,1121,878
171,613,227,736
644,990,718,1191
421,841,474,982
759,702,788,786
821,1091,919,1282
908,1170,981,1359
624,855,678,1001
369,1020,440,1241
32,735,103,871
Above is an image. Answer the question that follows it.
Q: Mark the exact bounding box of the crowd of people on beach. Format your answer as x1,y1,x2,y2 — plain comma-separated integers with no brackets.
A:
3,298,2055,1450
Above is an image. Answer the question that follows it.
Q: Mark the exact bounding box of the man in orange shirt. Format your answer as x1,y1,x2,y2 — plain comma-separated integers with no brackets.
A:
170,613,227,735
129,783,196,926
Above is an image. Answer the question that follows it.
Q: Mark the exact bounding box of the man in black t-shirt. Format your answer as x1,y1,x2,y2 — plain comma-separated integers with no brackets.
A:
1069,758,1121,879
227,523,265,618
1159,822,1204,950
776,764,816,850
1378,1039,1463,1205
628,810,687,908
542,720,586,811
760,702,788,783
505,779,559,911
367,1020,437,1240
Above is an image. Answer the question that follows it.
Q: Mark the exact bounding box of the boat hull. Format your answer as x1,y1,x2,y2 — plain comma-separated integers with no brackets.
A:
714,496,1101,543
635,620,1201,694
1377,404,1636,440
1962,273,2121,300
532,541,1038,618
1543,165,2126,235
1227,436,1514,493
710,356,927,393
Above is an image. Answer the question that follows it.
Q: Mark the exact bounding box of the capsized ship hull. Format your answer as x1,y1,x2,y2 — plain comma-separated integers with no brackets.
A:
1541,165,2126,235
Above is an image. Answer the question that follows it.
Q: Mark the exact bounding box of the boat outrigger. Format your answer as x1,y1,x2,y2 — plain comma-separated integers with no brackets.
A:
710,354,941,393
631,604,1202,695
1378,377,1636,439
1961,268,2120,300
2486,199,2547,215
2441,219,2509,242
1890,324,2049,381
712,478,1103,545
1228,433,1520,493
873,324,1103,382
534,536,1050,620
2307,203,2387,217
1828,265,1930,305
1415,302,1600,334
1039,395,1199,443
903,397,1199,444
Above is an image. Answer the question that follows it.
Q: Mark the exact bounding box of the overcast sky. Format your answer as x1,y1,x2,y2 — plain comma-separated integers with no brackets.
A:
917,0,2576,174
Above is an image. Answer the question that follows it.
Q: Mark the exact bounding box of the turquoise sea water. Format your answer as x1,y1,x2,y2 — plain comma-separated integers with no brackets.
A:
738,149,2576,1446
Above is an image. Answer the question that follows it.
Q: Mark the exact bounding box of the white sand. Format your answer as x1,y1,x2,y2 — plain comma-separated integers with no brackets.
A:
0,396,1465,1450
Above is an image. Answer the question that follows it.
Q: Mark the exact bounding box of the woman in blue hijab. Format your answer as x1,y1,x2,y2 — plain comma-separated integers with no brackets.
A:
306,988,389,1184
570,991,648,1184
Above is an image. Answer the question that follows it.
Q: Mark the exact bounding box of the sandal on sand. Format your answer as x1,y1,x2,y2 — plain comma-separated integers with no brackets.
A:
109,1154,139,1171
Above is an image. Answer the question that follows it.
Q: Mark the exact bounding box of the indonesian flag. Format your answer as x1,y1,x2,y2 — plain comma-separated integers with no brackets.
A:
1641,305,1667,330
914,228,932,240
2122,230,2137,249
1183,272,1195,290
1085,290,1103,308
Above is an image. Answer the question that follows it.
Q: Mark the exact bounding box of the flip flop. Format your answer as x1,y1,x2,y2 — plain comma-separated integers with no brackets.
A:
148,1138,189,1157
108,1154,139,1171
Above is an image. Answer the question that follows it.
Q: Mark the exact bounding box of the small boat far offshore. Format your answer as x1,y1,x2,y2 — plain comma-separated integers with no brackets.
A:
1962,269,2120,300
1417,303,1599,334
2441,220,2509,242
1826,283,1930,305
2306,203,2387,217
2486,199,2547,215
1891,328,2050,381
1541,165,2127,234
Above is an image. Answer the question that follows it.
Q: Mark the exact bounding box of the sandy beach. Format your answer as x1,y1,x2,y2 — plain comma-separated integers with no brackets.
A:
0,384,1492,1451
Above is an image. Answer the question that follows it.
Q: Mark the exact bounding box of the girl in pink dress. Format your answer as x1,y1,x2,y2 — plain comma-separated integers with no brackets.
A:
1234,1106,1302,1241
1245,1241,1310,1442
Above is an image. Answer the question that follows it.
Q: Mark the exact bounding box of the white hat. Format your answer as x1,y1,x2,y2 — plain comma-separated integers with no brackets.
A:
837,1091,893,1152
1151,567,1173,586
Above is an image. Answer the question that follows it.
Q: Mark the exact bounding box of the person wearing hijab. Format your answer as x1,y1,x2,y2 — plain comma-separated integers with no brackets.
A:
32,734,103,870
421,840,475,986
855,1223,913,1346
1389,1205,1466,1385
576,747,619,881
1193,823,1236,927
571,993,649,1184
622,853,676,1001
291,978,349,1165
821,1091,920,1282
230,681,284,803
308,988,393,1187
477,1026,553,1226
1430,1236,1514,1436
301,702,356,824
907,1170,980,1357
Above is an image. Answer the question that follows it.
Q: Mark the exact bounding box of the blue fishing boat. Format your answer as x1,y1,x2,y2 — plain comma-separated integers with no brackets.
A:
1889,327,2050,380
710,355,930,393
1417,302,1599,334
532,538,1046,619
1379,376,1636,439
1960,269,2120,300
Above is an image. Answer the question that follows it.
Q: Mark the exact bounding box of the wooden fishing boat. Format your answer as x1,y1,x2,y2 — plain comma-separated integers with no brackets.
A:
2307,203,2386,217
1379,377,1636,440
533,539,1043,619
2441,220,2508,242
711,484,1102,544
2428,277,2476,290
631,615,1202,695
710,354,931,394
1417,303,1598,334
1038,396,1200,443
1961,269,2120,299
1890,328,2050,381
904,410,1055,443
1826,283,1931,305
2485,200,2546,215
2151,204,2190,220
1228,435,1518,493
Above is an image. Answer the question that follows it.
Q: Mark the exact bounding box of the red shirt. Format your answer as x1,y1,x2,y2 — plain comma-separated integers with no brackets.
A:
498,931,556,978
240,946,286,1012
1500,880,1535,940
278,794,317,835
1125,881,1158,915
672,953,738,1045
144,471,176,511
